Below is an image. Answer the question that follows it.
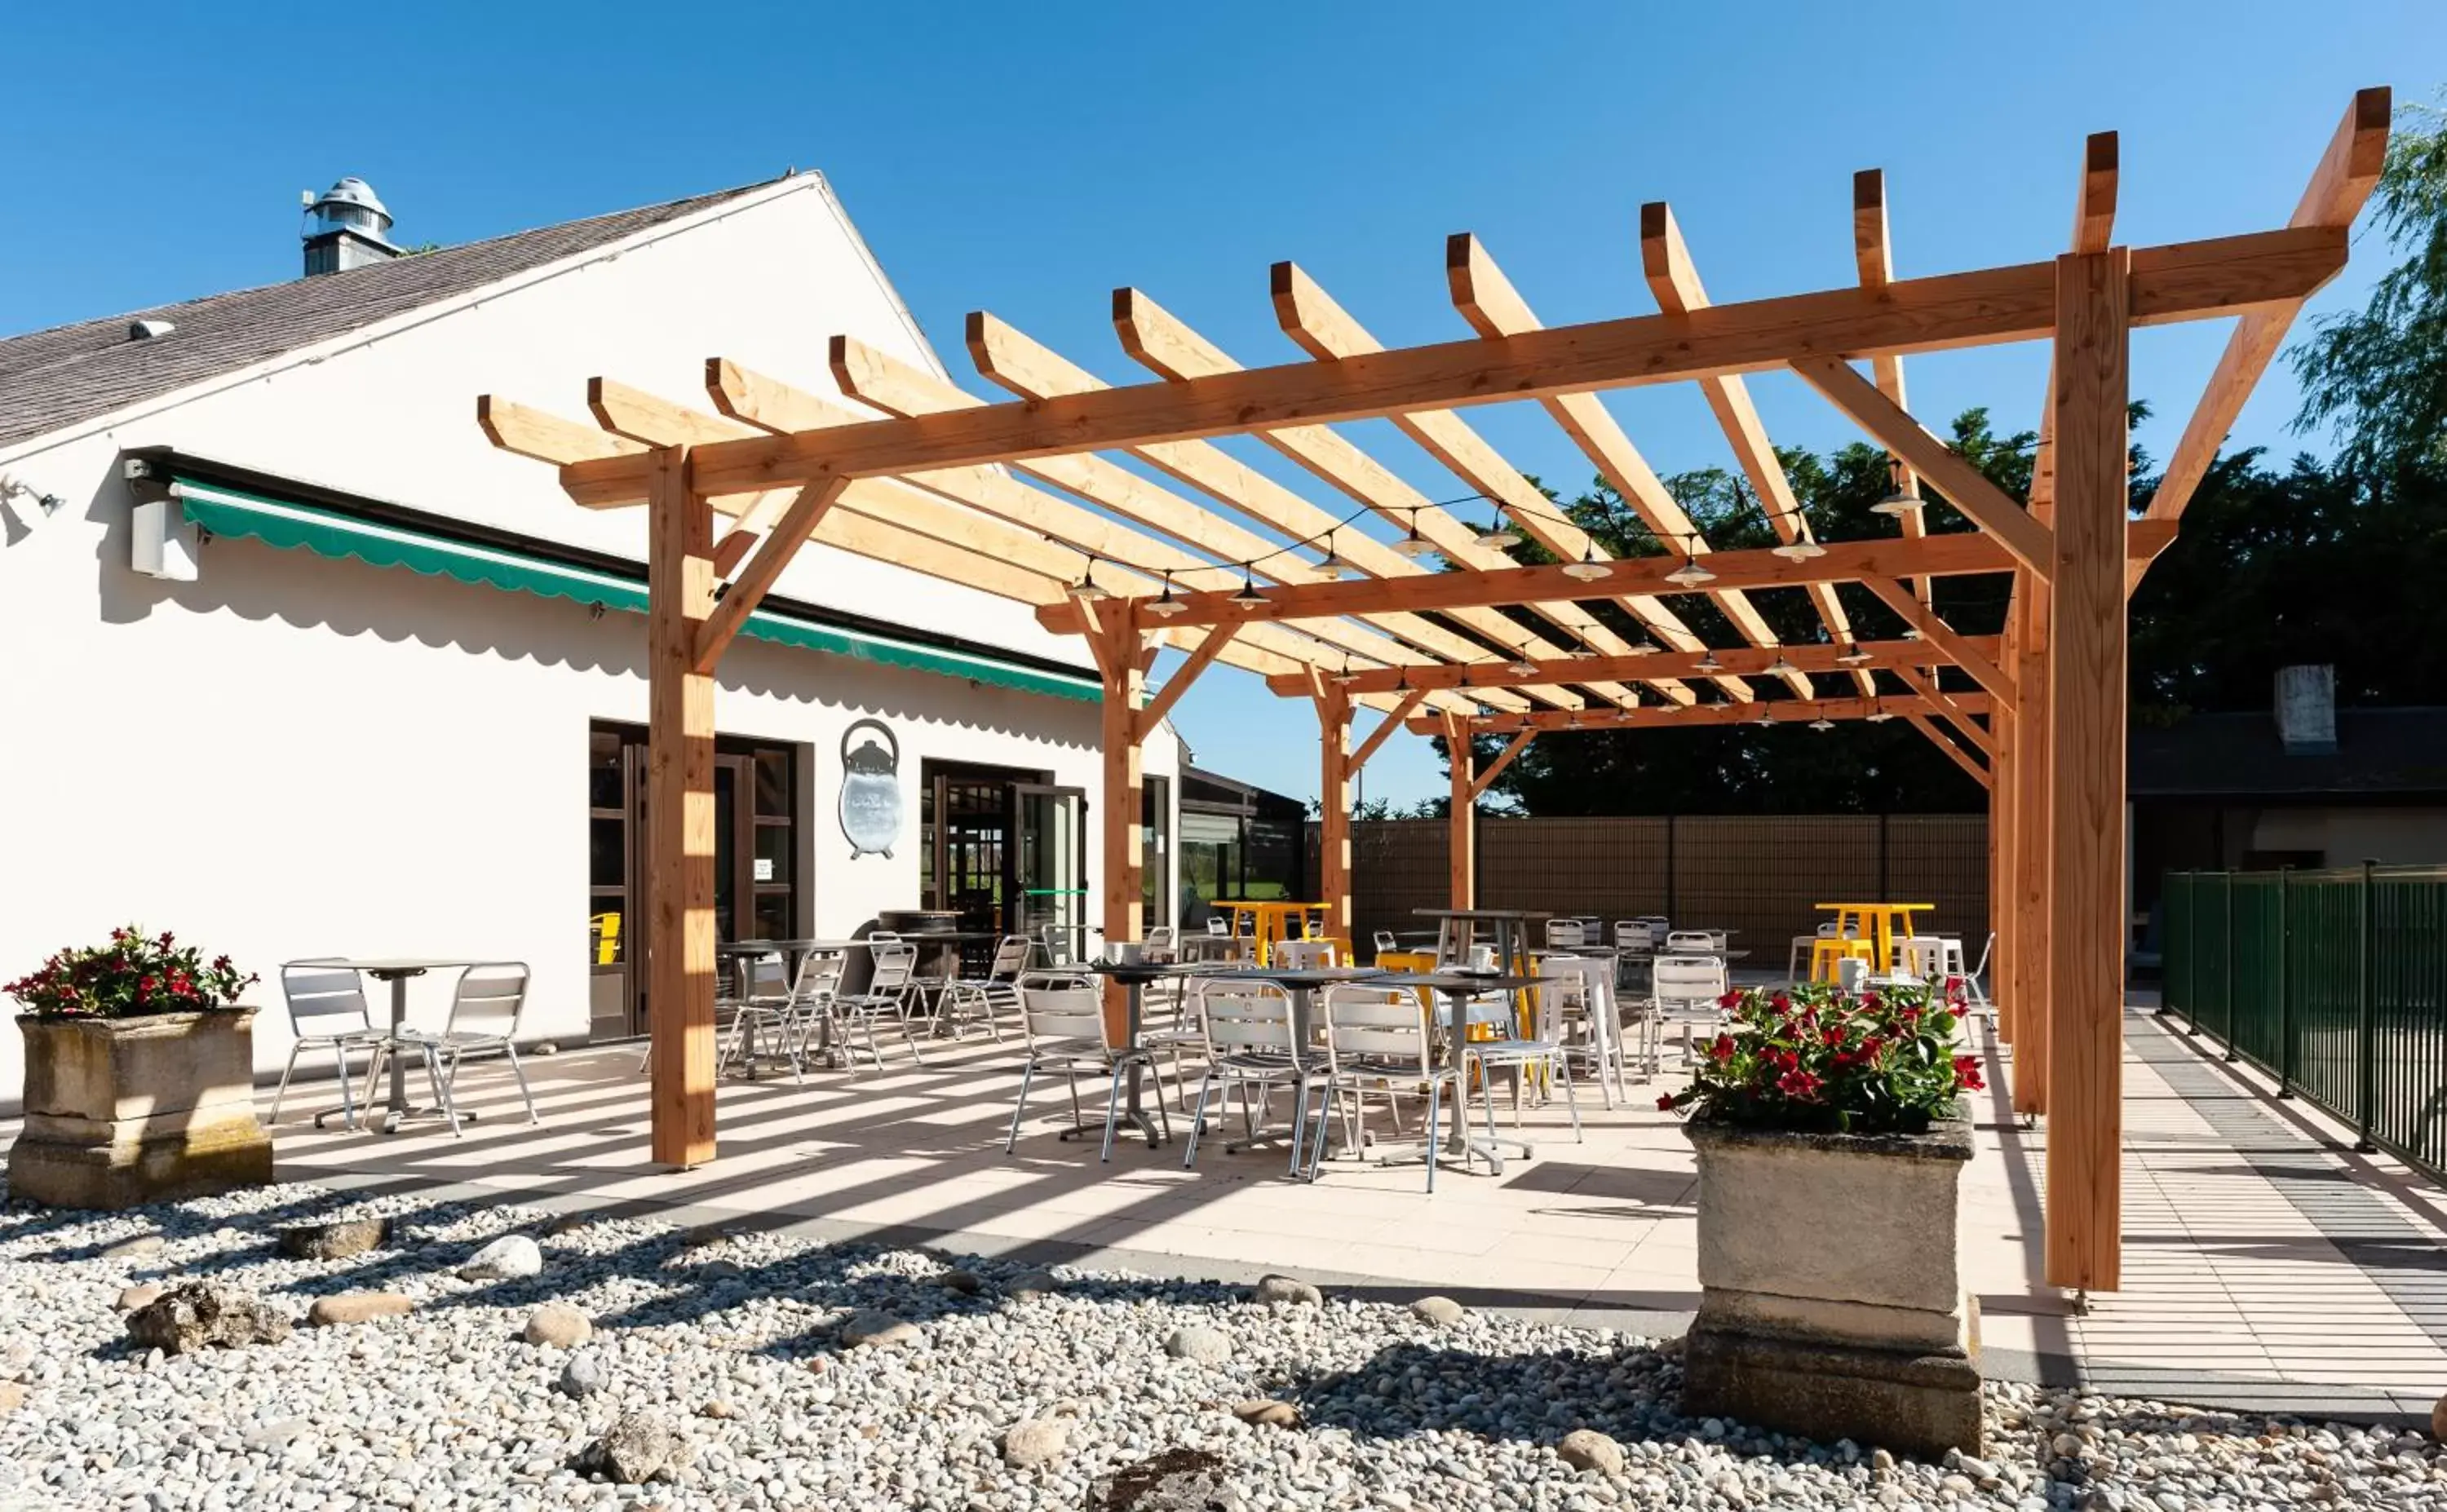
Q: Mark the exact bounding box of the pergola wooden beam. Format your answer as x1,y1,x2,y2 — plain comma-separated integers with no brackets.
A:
1848,170,1938,607
953,316,1575,709
2136,88,2390,581
1429,692,1990,736
1469,732,1537,798
1857,575,2017,704
1269,261,1746,702
1263,634,1992,696
1886,661,1998,758
1349,690,1426,771
1902,711,1993,789
558,223,2346,505
1111,287,1667,709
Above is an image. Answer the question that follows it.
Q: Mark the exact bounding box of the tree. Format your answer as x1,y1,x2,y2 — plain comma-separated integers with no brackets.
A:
2292,95,2447,481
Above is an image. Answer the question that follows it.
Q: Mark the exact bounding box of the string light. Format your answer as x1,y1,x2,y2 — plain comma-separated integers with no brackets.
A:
1316,531,1355,577
1562,541,1613,581
1871,457,1925,518
1145,573,1187,618
1329,653,1360,686
1809,716,1837,732
1228,568,1268,607
1753,705,1777,727
1696,648,1724,673
1393,509,1438,559
1666,533,1716,586
1772,534,1828,562
1068,557,1111,602
1765,652,1797,677
1507,657,1540,678
1835,642,1874,666
1474,521,1522,550
1866,700,1896,723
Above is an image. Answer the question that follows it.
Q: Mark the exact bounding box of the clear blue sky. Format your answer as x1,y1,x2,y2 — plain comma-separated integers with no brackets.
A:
6,2,2432,804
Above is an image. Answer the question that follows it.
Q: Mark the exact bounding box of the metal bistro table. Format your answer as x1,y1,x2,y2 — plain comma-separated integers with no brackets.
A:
304,957,480,1134
1368,969,1543,1176
1224,964,1388,1049
1079,958,1225,1148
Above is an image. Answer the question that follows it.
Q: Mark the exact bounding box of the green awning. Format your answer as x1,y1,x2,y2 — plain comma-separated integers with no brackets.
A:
170,477,1099,703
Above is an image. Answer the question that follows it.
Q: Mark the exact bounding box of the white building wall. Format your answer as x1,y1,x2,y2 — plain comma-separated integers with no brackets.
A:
0,178,1178,1109
2250,807,2447,868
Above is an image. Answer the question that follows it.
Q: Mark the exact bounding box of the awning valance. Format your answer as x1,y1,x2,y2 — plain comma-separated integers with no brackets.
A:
170,477,1100,704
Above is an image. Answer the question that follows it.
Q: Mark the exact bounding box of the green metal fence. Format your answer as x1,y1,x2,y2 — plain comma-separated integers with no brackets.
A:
2163,864,2447,1175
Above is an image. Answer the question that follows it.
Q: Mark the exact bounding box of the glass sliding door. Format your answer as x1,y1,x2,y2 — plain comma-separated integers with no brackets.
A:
1016,783,1087,961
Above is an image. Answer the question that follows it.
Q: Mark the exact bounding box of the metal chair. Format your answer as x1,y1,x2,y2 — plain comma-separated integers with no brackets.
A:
1540,954,1626,1108
1544,917,1587,949
785,948,848,1066
1959,931,1998,1037
1462,970,1583,1143
1004,971,1170,1160
1665,929,1717,956
1370,928,1399,960
1182,977,1311,1174
270,963,385,1129
1144,925,1177,962
1273,938,1338,969
1648,954,1729,1065
716,950,798,1078
1303,983,1453,1191
941,934,1028,1042
371,962,537,1135
836,935,925,1068
1897,935,1948,984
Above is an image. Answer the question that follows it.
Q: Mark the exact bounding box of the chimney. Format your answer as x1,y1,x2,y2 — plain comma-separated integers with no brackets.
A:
301,177,400,276
2275,665,2338,755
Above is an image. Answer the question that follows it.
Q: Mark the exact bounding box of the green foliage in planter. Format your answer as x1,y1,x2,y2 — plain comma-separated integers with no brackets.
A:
5,926,257,1021
1657,981,1982,1136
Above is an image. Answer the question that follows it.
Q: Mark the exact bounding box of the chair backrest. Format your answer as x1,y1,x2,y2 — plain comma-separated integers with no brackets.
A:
1197,978,1296,1058
1144,925,1176,961
1321,984,1431,1075
1536,954,1590,1014
869,939,917,993
1371,929,1398,954
1544,918,1586,948
987,935,1033,982
1274,938,1337,970
1037,924,1073,965
1613,920,1652,952
1206,917,1230,936
1652,955,1728,1009
1816,922,1844,937
1900,935,1947,979
446,962,529,1037
1836,955,1871,993
1971,930,1996,979
279,963,372,1034
741,951,791,1003
798,948,847,1001
1665,930,1715,953
1017,971,1110,1054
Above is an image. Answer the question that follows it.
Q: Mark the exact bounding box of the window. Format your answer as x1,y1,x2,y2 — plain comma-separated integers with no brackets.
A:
1142,776,1172,928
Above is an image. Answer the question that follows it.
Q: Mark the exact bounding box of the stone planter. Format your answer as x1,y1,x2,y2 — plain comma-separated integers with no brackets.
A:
8,1010,274,1209
1679,1110,1980,1458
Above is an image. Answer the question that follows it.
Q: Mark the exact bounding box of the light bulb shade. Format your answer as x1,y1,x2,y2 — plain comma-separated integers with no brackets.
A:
1474,527,1522,549
1561,560,1613,581
1666,561,1716,586
1809,718,1836,732
1507,661,1540,678
1696,653,1724,672
1766,655,1796,676
1754,710,1776,727
1393,534,1439,559
1144,596,1187,619
1316,551,1354,577
1866,710,1896,723
1871,491,1925,517
1772,541,1828,561
1229,578,1268,606
1067,577,1110,602
1835,645,1873,665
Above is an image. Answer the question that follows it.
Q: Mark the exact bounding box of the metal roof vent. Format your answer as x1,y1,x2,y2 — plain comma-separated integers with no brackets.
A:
128,318,176,341
301,176,401,276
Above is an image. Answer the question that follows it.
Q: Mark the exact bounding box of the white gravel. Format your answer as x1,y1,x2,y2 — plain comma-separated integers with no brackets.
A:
2,1179,2443,1511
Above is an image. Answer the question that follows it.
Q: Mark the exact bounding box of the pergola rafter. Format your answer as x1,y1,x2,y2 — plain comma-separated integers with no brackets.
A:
475,90,2387,1305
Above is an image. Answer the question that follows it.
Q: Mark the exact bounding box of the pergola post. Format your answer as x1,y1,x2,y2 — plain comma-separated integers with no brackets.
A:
1094,608,1147,1043
1990,608,2020,1048
2044,247,2132,1292
644,445,719,1169
2013,578,2054,1117
1316,684,1354,942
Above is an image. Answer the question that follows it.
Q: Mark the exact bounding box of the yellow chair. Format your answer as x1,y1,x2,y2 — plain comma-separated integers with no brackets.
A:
1808,935,1876,983
591,912,622,966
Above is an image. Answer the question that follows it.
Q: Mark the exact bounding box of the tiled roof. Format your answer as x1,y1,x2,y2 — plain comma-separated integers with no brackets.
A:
0,182,771,451
2129,707,2447,798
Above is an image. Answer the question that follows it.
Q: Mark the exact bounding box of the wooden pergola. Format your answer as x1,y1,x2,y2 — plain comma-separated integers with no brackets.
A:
478,89,2387,1293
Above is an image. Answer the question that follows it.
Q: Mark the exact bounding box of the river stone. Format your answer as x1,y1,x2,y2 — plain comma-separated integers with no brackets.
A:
558,1352,604,1398
1411,1295,1467,1326
1557,1428,1626,1475
1086,1448,1232,1512
1006,1269,1061,1299
2432,1393,2447,1441
523,1302,592,1348
276,1216,390,1260
1250,1274,1322,1306
458,1234,542,1280
938,1269,984,1295
100,1234,165,1260
1232,1398,1300,1428
126,1284,292,1355
114,1283,165,1313
1164,1325,1231,1364
573,1411,679,1483
0,1382,24,1417
840,1310,918,1349
306,1292,413,1327
1000,1417,1069,1466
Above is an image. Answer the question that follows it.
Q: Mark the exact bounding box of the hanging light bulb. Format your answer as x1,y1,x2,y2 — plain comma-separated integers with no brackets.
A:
1809,716,1837,732
1696,648,1724,673
1872,457,1925,517
1566,709,1585,729
1393,511,1438,559
1068,556,1111,602
1627,634,1659,657
1507,657,1540,679
1228,568,1268,608
1754,705,1777,727
1316,531,1355,577
1866,701,1896,724
1144,573,1188,619
1474,520,1522,550
1835,642,1874,666
1665,535,1715,586
1329,653,1360,687
1772,535,1829,562
1901,627,1923,641
1766,652,1797,677
1562,542,1612,581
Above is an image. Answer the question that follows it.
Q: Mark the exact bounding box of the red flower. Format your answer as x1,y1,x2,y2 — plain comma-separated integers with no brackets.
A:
1708,1033,1737,1062
1776,1068,1823,1099
1716,990,1741,1010
1655,1093,1679,1112
1858,1034,1884,1059
1767,1047,1799,1072
1770,992,1792,1015
1821,1024,1846,1046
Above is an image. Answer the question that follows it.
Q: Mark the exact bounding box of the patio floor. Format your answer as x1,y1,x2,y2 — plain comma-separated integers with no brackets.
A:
80,998,2447,1424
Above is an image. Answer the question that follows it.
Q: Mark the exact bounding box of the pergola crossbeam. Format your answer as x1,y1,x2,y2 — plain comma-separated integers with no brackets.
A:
1433,692,1991,736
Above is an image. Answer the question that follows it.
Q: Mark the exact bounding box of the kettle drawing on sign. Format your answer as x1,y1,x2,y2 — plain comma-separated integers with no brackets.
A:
838,718,902,859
